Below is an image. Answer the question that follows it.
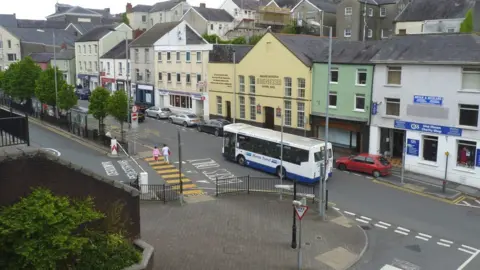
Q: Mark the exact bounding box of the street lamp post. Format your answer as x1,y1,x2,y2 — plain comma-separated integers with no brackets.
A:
232,49,236,123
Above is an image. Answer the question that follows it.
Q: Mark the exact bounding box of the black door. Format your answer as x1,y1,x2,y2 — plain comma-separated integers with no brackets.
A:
226,101,232,121
223,132,236,160
264,107,274,130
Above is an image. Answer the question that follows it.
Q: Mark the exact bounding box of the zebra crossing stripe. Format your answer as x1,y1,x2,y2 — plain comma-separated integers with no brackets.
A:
156,169,179,174
163,174,185,179
166,179,191,184
171,184,197,190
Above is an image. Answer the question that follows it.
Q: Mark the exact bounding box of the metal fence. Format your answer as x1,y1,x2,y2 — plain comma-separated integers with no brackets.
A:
0,108,30,147
130,183,181,203
215,175,318,201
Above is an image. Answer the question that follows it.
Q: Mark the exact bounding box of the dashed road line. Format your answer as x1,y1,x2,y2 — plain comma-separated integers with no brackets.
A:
415,235,430,241
394,230,409,236
374,223,389,229
437,241,451,247
332,207,340,211
440,239,453,244
418,233,432,239
344,211,356,216
360,216,372,221
378,221,391,227
396,227,410,233
356,218,370,224
459,248,476,255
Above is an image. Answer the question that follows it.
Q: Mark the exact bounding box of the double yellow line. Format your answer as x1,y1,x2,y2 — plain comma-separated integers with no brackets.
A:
144,157,203,196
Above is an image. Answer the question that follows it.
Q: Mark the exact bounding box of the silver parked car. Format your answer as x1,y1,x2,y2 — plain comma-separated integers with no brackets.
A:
168,113,201,127
145,106,172,119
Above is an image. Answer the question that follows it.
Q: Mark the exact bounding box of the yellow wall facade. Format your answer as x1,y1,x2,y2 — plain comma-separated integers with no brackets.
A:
236,33,312,131
208,63,235,117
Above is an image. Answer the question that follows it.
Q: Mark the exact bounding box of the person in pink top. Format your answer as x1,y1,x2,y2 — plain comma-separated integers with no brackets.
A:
152,146,160,162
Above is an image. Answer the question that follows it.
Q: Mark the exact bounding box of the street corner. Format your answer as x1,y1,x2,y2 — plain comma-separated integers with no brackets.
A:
456,196,480,208
143,156,205,197
371,178,462,204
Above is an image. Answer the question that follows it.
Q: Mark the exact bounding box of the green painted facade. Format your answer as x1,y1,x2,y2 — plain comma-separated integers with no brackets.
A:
311,64,374,122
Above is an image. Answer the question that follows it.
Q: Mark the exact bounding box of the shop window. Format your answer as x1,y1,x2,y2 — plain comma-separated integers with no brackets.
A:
297,102,305,128
461,67,480,90
249,75,255,93
356,69,367,85
457,140,476,168
422,135,438,162
239,75,245,92
239,96,245,119
355,94,366,111
330,68,338,83
387,66,402,85
284,100,292,126
284,77,292,97
216,96,222,114
170,95,192,109
297,78,305,98
249,97,256,120
385,98,400,116
328,91,337,108
459,104,479,127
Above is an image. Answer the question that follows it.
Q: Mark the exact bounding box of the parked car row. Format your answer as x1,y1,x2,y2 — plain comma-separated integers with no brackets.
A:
335,153,392,178
75,88,91,100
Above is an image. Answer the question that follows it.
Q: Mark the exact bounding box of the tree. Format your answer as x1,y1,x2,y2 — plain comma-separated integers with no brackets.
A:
281,20,300,34
107,90,128,141
0,188,104,270
57,83,77,111
0,70,5,90
88,87,111,134
231,36,247,44
2,62,21,98
121,12,130,26
460,9,473,33
249,34,264,45
35,65,66,108
10,57,41,100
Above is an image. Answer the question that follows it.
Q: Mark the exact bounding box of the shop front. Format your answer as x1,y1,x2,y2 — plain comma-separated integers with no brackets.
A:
77,74,90,88
157,89,208,118
311,115,369,153
116,80,128,91
135,84,155,107
101,77,116,92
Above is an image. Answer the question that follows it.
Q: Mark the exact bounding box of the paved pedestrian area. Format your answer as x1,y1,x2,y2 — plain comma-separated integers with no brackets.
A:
140,193,367,270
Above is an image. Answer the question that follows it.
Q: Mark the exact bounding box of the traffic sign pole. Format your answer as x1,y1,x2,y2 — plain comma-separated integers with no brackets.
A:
294,205,309,270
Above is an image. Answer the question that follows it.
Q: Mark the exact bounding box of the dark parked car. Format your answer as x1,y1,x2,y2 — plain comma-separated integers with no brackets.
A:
197,119,231,136
75,88,91,100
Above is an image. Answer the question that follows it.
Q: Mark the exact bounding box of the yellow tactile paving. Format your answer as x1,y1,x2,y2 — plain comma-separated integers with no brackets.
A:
183,190,204,196
162,174,185,179
171,184,197,190
151,164,175,169
144,157,165,162
155,169,180,174
166,179,191,184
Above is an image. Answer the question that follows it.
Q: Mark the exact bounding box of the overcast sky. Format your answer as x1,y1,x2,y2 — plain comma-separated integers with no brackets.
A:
3,0,224,20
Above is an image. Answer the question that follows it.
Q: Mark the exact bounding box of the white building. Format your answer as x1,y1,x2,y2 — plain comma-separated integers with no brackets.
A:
125,0,190,31
100,40,131,92
181,3,235,38
75,23,132,89
220,0,259,22
368,34,480,189
153,20,212,118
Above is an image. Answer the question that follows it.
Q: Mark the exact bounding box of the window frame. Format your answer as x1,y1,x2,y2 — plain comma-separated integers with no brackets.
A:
422,135,438,162
249,97,256,120
386,66,402,85
249,75,256,93
284,77,292,97
157,52,162,62
461,67,480,91
297,102,305,128
356,68,368,85
458,104,479,127
345,7,353,15
284,100,292,126
186,73,191,84
167,52,171,61
330,67,339,83
186,51,191,62
344,28,352,37
196,51,202,63
380,7,386,17
354,94,366,111
239,75,245,92
328,91,337,108
158,72,163,82
385,97,400,116
216,96,222,114
176,73,181,83
368,8,373,16
176,51,181,63
367,29,373,38
456,139,477,169
239,96,245,119
297,78,306,98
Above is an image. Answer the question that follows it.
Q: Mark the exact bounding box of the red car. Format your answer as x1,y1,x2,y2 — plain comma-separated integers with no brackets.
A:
336,153,392,178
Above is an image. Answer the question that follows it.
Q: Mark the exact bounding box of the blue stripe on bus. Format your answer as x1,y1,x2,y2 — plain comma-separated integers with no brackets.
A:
245,160,331,184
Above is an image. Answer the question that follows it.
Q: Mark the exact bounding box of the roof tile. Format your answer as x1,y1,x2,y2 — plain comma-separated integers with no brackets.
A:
130,22,181,47
193,7,234,22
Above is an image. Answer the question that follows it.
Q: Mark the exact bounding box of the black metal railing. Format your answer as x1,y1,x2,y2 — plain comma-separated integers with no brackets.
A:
0,109,30,147
215,175,317,201
130,183,181,203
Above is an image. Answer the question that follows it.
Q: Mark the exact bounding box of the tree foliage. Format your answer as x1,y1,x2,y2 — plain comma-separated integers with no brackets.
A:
0,70,5,90
0,188,104,270
281,20,300,34
7,57,42,100
460,9,473,33
107,90,128,140
89,87,111,132
57,83,77,111
2,62,21,98
34,65,66,106
248,34,263,45
121,13,130,26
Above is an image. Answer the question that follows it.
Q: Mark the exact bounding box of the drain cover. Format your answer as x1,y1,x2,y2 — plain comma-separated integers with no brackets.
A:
360,225,371,230
316,235,323,240
305,242,311,246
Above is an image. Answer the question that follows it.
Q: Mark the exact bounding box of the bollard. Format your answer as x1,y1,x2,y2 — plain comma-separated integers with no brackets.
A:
110,138,118,156
139,172,148,194
325,189,329,211
442,181,446,194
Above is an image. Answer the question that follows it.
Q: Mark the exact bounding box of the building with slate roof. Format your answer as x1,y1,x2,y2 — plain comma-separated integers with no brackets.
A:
126,0,190,32
0,14,18,27
393,0,475,35
290,0,338,36
28,49,76,85
367,33,480,189
46,3,118,25
335,0,411,41
181,3,235,38
151,20,211,118
100,40,133,92
74,23,132,90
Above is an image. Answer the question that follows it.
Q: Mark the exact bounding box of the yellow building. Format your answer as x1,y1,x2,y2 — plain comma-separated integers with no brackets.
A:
209,33,329,136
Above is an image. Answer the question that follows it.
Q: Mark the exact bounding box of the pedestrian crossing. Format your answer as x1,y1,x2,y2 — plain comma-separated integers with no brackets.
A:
144,156,204,197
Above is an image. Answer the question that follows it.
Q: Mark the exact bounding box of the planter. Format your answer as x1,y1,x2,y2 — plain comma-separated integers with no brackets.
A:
123,239,155,270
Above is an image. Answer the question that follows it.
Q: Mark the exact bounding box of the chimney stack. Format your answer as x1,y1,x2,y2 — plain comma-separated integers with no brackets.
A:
126,3,133,13
200,3,206,8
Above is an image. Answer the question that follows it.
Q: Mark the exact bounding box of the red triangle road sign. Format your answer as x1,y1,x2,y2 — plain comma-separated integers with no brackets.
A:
295,205,309,220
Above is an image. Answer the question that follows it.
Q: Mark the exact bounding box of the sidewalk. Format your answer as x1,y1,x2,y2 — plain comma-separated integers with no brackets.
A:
141,193,367,270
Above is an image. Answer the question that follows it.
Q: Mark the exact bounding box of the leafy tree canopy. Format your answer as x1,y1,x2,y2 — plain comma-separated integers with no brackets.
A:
107,90,128,124
460,9,473,33
89,87,111,122
11,57,42,100
2,62,21,97
57,83,77,111
0,70,5,90
121,13,130,26
34,65,66,106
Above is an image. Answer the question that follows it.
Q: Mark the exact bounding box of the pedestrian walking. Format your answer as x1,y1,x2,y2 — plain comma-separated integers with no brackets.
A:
152,145,160,162
162,144,171,164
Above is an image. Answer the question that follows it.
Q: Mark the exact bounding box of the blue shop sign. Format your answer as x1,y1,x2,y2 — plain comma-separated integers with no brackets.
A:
394,120,462,136
476,149,480,167
413,95,443,106
372,102,378,115
77,74,89,79
406,139,419,156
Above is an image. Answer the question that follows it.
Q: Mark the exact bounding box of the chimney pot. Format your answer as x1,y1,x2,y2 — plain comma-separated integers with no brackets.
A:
126,3,133,13
200,3,206,8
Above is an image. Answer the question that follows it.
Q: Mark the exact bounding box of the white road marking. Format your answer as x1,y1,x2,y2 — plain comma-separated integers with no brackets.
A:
394,230,409,236
118,160,138,180
355,218,369,224
458,250,480,270
462,201,472,206
437,242,451,247
332,207,340,211
174,161,186,164
196,180,210,184
396,227,410,233
458,248,476,255
42,148,61,157
366,176,373,179
360,216,372,221
102,161,119,176
415,235,429,241
475,199,480,205
418,233,432,238
375,223,389,229
378,221,391,227
439,239,454,244
344,211,356,216
352,173,362,177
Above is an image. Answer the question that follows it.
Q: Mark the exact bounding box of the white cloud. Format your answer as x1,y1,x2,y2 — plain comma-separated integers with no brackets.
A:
3,0,224,20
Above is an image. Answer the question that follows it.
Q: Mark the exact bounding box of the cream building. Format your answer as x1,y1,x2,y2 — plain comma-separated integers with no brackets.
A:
75,23,132,89
153,20,212,118
126,0,190,31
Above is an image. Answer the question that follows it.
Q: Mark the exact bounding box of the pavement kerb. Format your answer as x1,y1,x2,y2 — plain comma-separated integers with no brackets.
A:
380,176,460,200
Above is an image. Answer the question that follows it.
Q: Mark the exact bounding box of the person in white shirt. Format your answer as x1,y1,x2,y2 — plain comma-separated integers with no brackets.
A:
162,144,170,164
